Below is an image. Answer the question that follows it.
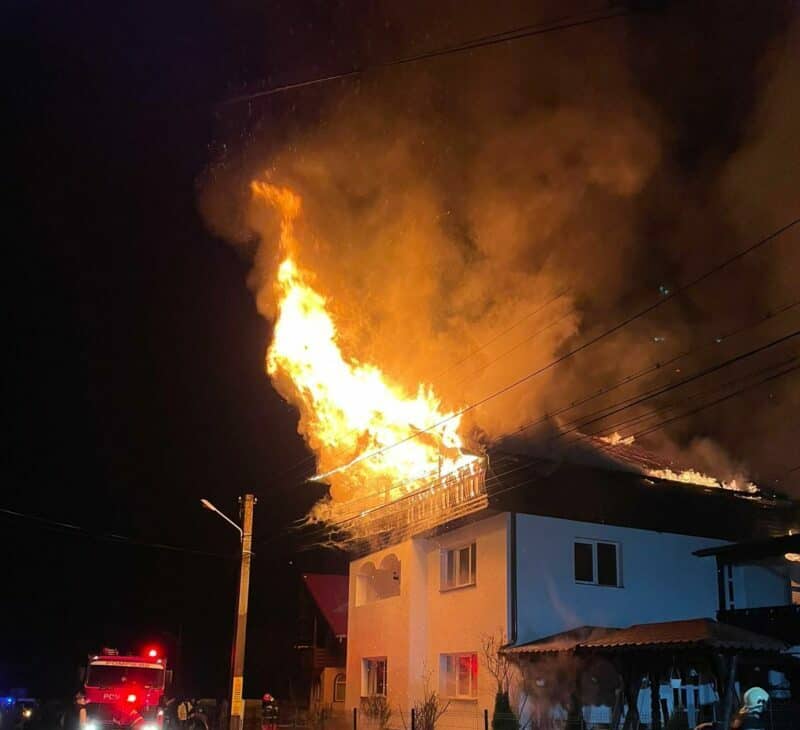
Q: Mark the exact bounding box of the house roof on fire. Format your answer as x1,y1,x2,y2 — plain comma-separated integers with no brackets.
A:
482,450,799,542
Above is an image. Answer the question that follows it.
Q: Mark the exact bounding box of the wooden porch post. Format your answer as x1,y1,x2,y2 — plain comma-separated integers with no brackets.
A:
610,682,625,730
719,654,739,730
621,663,642,730
648,669,662,730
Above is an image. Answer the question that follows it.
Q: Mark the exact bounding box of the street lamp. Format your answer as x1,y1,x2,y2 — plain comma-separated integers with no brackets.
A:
201,499,243,536
201,495,256,730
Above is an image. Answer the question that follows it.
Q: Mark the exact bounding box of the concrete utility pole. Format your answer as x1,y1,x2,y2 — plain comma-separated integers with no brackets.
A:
230,493,255,730
200,494,256,730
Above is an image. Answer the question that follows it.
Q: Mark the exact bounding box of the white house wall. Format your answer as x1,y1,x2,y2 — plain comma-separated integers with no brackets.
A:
515,513,728,640
345,513,509,714
740,562,791,608
423,513,508,714
346,539,417,712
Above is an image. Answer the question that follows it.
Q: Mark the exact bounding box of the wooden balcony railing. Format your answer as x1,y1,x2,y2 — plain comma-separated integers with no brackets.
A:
718,604,800,644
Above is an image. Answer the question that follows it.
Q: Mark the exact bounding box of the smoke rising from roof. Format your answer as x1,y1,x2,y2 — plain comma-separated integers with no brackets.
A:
200,1,799,496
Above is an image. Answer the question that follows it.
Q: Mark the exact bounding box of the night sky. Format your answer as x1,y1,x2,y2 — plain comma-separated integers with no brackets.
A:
5,0,346,699
4,0,799,701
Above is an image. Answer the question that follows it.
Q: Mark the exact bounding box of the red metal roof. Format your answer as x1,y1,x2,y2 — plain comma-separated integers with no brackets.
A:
579,618,787,652
504,626,618,655
505,619,787,655
303,573,349,638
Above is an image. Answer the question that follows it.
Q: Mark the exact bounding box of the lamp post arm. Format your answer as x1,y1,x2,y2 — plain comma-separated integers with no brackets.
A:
200,499,243,537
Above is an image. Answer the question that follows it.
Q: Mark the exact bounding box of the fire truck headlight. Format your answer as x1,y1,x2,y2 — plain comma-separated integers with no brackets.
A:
143,723,158,730
22,709,33,719
126,694,137,704
86,721,98,730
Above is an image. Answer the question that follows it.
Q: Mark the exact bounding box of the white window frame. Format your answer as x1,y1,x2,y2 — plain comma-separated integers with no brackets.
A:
574,539,622,587
362,657,387,697
440,652,478,700
440,542,477,591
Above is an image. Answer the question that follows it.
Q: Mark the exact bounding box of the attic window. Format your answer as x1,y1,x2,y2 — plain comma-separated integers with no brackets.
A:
574,539,621,587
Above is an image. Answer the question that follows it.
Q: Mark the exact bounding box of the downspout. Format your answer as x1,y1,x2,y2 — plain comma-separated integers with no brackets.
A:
509,511,518,644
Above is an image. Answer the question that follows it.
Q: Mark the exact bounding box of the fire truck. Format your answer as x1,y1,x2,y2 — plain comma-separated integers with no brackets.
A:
82,648,171,730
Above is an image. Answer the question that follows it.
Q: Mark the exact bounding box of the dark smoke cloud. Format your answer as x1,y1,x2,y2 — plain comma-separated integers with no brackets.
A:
200,0,800,496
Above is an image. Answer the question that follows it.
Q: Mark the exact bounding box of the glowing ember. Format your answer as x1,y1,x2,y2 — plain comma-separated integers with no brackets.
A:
599,432,635,446
647,468,758,493
252,181,478,504
598,433,760,494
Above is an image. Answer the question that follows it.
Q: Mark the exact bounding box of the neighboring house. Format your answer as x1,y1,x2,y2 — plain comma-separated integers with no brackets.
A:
343,449,799,721
296,573,349,713
694,533,800,644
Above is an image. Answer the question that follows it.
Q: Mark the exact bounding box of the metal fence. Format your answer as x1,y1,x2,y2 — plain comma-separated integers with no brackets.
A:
356,704,485,730
259,700,800,730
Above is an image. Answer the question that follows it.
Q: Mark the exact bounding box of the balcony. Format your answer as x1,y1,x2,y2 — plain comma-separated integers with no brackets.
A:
346,459,488,549
312,646,343,670
718,604,800,645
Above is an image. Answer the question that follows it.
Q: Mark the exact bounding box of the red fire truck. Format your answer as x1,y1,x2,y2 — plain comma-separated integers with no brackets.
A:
82,648,171,730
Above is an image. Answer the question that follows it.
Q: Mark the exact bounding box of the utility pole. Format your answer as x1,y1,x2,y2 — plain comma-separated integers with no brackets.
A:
200,494,256,730
230,493,255,730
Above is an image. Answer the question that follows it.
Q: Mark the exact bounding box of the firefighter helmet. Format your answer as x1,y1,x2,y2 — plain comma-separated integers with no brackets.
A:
742,687,769,712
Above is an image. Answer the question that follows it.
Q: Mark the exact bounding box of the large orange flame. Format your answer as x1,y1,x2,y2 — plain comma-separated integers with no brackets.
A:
252,181,478,505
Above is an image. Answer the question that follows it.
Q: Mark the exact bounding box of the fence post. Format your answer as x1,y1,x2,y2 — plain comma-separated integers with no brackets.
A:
483,708,489,730
353,707,357,730
411,707,416,730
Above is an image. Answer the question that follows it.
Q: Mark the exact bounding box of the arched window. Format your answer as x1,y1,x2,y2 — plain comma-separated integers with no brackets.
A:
377,554,401,598
356,562,377,605
333,673,346,703
355,554,401,605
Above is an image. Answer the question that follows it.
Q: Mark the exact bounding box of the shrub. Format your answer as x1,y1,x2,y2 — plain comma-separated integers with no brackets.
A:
362,696,392,730
492,691,518,730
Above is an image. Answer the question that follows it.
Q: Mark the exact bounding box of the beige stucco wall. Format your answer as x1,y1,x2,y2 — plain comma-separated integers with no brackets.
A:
316,666,347,711
345,513,508,717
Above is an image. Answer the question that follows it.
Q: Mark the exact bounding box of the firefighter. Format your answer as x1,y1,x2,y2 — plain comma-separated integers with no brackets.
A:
730,687,769,730
64,693,88,730
260,695,278,730
176,699,192,729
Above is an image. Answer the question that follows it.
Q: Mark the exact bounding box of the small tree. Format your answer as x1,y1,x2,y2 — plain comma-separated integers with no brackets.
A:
400,672,450,730
482,632,525,730
362,696,392,730
482,632,512,694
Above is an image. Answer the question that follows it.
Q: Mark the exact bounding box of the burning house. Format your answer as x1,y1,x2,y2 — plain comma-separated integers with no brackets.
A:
338,449,799,729
233,180,799,727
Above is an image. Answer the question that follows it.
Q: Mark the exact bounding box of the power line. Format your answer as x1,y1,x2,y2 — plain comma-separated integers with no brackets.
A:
285,324,800,529
632,361,799,439
548,329,799,442
264,242,798,496
303,399,800,546
313,217,800,482
562,355,797,445
451,307,575,389
0,507,235,559
263,289,571,488
222,8,629,106
513,299,800,436
434,288,570,383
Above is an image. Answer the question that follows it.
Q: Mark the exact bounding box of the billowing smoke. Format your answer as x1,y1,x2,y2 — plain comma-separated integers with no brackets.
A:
200,0,799,497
